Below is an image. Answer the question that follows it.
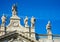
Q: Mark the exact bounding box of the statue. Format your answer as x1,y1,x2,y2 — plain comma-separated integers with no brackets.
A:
31,16,36,28
46,21,52,39
46,21,51,29
1,14,6,35
12,4,17,16
1,14,6,24
24,16,29,28
12,4,17,11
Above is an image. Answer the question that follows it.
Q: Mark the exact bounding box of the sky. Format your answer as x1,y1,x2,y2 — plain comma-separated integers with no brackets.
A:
0,0,60,34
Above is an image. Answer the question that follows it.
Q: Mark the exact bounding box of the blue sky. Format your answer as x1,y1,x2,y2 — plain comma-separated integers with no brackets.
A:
0,0,60,34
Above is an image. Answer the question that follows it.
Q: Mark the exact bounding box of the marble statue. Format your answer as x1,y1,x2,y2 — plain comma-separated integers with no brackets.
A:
1,14,6,23
12,4,17,16
24,16,29,28
46,21,51,29
46,21,52,40
31,16,36,28
0,14,6,35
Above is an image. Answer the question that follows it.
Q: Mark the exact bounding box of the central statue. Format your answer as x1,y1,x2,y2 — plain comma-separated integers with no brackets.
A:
12,4,17,16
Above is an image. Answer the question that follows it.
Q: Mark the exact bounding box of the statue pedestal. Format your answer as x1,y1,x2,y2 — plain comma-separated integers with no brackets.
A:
46,39,53,42
7,15,21,28
25,25,29,28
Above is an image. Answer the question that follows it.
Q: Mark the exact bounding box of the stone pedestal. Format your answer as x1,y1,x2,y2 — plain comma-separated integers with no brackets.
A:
46,39,53,42
48,34,53,40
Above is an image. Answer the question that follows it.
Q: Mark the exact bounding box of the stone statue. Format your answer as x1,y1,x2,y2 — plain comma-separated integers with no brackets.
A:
1,14,6,23
46,21,51,29
12,4,17,16
1,14,6,35
31,16,36,28
12,4,17,11
46,21,52,39
24,16,29,28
